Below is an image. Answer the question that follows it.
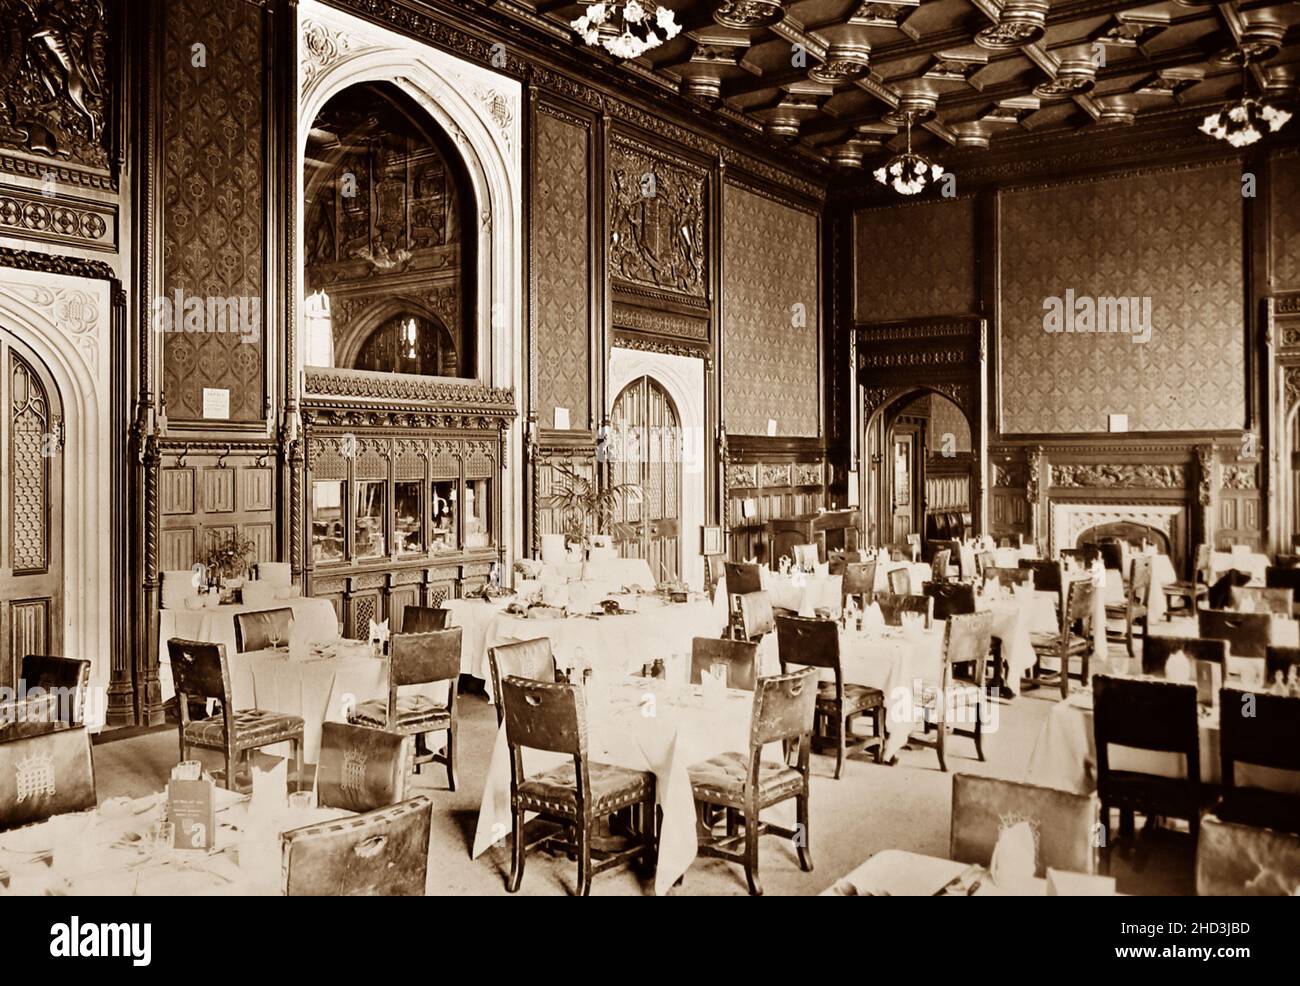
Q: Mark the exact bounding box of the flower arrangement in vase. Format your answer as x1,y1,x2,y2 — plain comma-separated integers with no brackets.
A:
199,530,257,602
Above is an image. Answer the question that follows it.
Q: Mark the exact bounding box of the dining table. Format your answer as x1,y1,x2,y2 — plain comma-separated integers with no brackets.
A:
471,674,789,896
0,788,354,896
822,849,1058,896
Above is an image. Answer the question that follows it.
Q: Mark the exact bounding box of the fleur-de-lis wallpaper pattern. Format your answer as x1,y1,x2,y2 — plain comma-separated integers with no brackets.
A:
161,0,266,422
1274,152,1300,293
723,183,819,437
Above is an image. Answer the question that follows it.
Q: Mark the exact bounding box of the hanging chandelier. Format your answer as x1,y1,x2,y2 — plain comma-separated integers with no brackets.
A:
873,111,944,195
1199,53,1291,148
571,1,681,61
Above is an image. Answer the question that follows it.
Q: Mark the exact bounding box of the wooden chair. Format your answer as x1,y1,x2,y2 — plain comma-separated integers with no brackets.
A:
690,637,759,691
168,638,304,791
704,555,725,599
725,562,763,638
931,548,952,583
1196,814,1300,895
840,560,876,612
950,774,1100,876
17,655,91,725
281,796,432,896
1093,674,1207,845
488,638,557,727
1265,645,1300,683
1274,553,1300,569
732,590,775,643
1020,559,1063,600
0,726,95,832
906,533,922,559
1105,555,1152,658
500,676,655,895
1162,543,1211,620
886,566,913,595
1228,586,1292,616
687,667,818,895
233,607,295,653
985,566,1032,588
975,551,997,580
875,592,934,629
315,721,411,812
349,628,462,791
1141,636,1227,677
1029,577,1095,698
1197,608,1273,658
909,611,993,771
792,543,819,571
1216,689,1300,835
1265,565,1300,607
401,605,450,633
776,616,883,778
922,580,976,621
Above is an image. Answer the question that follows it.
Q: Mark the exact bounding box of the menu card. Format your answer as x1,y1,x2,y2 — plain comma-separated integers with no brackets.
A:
167,761,214,851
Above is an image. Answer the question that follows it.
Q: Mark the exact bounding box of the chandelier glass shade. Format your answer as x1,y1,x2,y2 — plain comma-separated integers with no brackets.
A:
873,113,944,195
1199,55,1292,148
571,1,681,60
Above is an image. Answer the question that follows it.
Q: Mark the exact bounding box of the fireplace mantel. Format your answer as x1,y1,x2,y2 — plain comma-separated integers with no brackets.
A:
1049,501,1187,569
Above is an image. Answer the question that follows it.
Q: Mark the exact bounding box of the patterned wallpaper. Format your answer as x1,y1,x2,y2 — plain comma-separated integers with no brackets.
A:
532,106,590,430
853,197,977,322
723,182,820,437
1273,152,1300,292
1000,163,1245,433
161,0,266,422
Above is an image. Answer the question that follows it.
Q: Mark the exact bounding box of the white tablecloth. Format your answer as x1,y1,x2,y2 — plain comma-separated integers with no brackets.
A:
473,676,784,895
712,570,842,621
158,596,340,666
442,597,514,675
874,561,933,595
824,849,1051,896
834,623,946,760
1212,550,1271,586
540,557,657,592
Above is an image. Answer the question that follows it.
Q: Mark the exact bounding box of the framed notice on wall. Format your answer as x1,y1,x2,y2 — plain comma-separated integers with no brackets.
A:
701,526,723,556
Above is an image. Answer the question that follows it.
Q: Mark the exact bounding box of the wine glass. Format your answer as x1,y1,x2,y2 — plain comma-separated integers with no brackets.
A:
268,623,283,652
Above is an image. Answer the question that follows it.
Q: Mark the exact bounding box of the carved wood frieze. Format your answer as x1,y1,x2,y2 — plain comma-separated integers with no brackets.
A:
611,301,708,340
1197,445,1215,507
608,135,706,298
1221,463,1257,491
1026,446,1043,505
1050,463,1187,490
0,186,113,249
611,332,711,368
0,0,112,176
303,368,515,410
993,463,1027,488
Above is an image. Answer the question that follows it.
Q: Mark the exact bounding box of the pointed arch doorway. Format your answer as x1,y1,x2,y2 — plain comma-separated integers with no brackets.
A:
610,374,682,582
0,329,64,690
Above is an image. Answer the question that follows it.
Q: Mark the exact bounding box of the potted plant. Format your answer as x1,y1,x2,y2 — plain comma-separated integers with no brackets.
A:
547,464,642,554
199,529,258,602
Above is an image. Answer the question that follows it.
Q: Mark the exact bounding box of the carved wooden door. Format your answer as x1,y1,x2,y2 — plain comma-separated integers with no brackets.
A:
611,376,681,583
0,332,63,692
890,429,917,545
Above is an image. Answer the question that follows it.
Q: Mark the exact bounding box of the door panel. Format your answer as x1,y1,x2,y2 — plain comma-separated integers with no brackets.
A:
891,432,915,544
0,335,63,690
611,376,681,582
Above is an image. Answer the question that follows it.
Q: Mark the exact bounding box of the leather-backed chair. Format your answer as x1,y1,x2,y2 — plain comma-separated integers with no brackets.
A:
704,555,725,600
841,560,876,612
733,590,775,642
886,566,913,596
281,796,432,896
168,638,304,791
1162,544,1211,620
17,655,91,725
1216,689,1300,835
500,676,655,895
488,638,557,727
691,637,759,691
1265,645,1300,683
1093,674,1208,845
985,567,1032,589
931,549,952,583
724,561,763,595
687,667,818,895
1030,577,1095,698
975,551,997,580
233,607,295,653
1141,636,1227,677
776,616,883,778
910,611,994,771
1197,608,1273,658
349,628,462,791
401,605,450,633
1020,559,1064,600
315,721,411,812
1105,555,1152,658
1265,565,1300,606
951,774,1100,876
1196,814,1300,895
1228,586,1292,616
923,580,976,621
0,726,96,832
875,592,934,629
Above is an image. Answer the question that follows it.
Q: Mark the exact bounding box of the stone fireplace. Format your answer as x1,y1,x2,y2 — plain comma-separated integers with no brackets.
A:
1050,502,1187,571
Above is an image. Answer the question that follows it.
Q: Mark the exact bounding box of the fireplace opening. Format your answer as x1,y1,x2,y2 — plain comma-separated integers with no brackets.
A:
1077,521,1172,569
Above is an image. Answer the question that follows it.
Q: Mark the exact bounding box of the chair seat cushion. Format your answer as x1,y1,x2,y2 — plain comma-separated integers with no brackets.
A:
817,681,883,713
517,760,652,815
1104,603,1148,618
918,681,981,709
688,751,803,807
1029,631,1091,655
1163,581,1208,596
1102,770,1211,818
184,708,304,749
349,695,450,731
1215,789,1300,837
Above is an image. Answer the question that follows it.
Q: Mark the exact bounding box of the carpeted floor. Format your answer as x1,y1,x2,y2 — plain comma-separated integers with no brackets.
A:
91,621,1198,896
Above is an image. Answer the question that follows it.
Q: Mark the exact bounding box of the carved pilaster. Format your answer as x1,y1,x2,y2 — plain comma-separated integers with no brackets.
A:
1197,444,1216,549
1026,446,1043,550
139,434,164,725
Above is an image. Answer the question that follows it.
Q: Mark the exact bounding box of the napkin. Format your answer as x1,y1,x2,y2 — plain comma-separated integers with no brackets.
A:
250,756,287,820
861,602,885,630
287,621,311,662
990,820,1037,888
540,533,567,565
541,582,570,608
701,665,727,707
815,562,830,577
1163,649,1191,682
368,618,390,646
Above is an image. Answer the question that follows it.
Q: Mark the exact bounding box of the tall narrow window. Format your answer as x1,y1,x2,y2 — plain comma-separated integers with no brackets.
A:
11,351,50,573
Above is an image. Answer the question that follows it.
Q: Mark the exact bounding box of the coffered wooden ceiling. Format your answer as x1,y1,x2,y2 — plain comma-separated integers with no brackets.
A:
497,0,1300,165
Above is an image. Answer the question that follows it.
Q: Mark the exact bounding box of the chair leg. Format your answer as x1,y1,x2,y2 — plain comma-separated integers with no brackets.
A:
577,818,593,897
936,721,947,772
872,708,885,763
642,794,657,868
445,723,458,792
835,711,846,779
744,814,763,896
507,806,526,893
796,793,813,872
292,738,303,794
974,709,984,762
1059,655,1069,699
224,749,236,791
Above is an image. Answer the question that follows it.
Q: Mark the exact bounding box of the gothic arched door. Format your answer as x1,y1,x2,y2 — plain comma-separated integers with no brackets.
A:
0,331,63,692
611,375,681,583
